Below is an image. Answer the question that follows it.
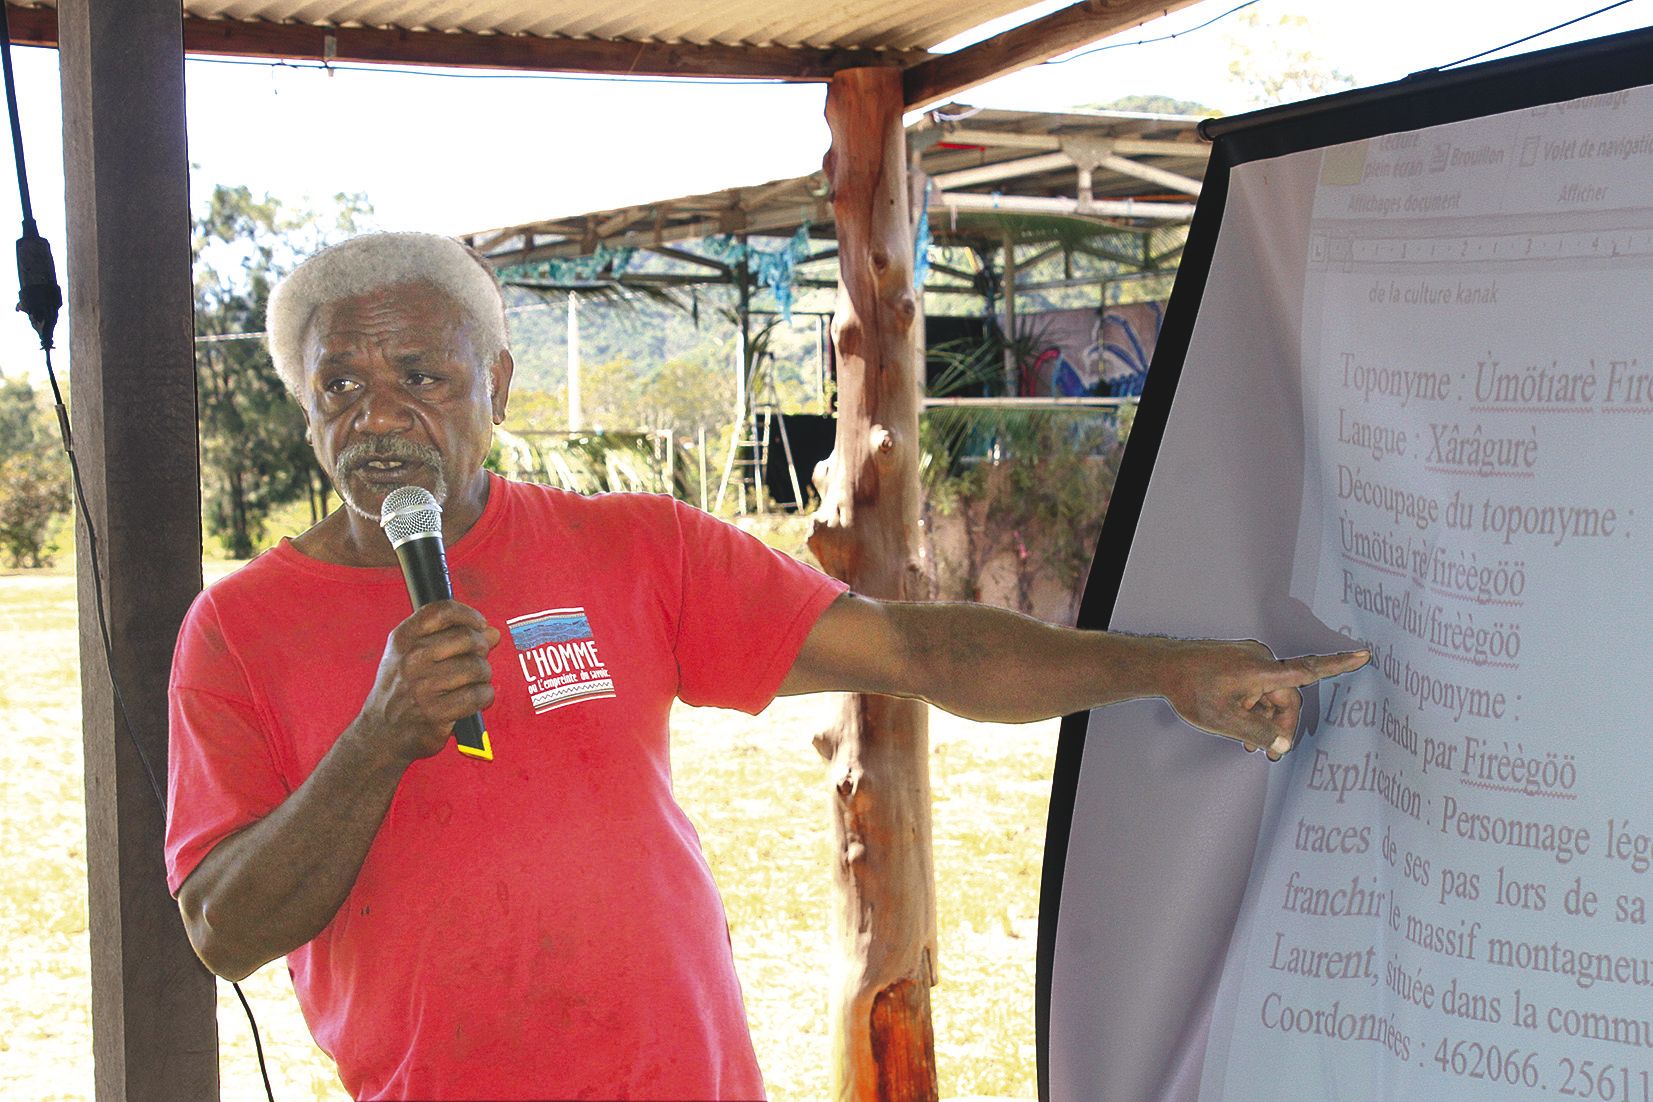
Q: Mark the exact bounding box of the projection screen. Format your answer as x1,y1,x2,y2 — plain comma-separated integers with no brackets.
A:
1040,27,1653,1102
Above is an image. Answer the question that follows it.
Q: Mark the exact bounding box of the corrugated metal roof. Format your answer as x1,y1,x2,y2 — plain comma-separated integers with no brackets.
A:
21,0,1047,51
11,1,1210,104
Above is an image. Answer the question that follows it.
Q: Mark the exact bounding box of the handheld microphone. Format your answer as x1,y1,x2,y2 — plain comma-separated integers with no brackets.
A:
379,485,493,761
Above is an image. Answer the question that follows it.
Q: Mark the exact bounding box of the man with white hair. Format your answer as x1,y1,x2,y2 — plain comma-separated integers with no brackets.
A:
165,232,1366,1101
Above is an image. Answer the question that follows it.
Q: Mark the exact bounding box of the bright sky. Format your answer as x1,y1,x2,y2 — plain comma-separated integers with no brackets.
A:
2,0,1650,376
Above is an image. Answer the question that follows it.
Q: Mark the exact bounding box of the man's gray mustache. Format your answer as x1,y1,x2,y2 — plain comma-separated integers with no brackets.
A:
335,437,445,475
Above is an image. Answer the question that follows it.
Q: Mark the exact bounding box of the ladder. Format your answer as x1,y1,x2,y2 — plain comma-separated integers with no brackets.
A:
715,355,805,514
714,404,804,515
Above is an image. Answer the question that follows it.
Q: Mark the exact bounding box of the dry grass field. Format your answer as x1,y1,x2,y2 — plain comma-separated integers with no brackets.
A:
0,560,1055,1102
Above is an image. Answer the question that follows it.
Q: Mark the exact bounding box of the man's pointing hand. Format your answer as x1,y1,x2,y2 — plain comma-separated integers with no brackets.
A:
1159,640,1371,761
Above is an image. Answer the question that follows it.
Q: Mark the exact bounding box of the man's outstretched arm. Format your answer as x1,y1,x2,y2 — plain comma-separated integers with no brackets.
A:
779,594,1368,759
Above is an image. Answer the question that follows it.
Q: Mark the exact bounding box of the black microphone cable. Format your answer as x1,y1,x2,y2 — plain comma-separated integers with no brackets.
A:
1,12,277,1102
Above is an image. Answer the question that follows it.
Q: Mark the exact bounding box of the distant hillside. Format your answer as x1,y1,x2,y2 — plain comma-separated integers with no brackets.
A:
504,286,711,390
500,284,832,428
1079,94,1222,117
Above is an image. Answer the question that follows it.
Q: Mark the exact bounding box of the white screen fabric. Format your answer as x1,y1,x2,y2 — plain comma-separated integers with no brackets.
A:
1046,50,1653,1102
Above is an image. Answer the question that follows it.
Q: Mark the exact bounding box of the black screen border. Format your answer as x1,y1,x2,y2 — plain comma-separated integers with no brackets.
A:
1036,24,1653,1101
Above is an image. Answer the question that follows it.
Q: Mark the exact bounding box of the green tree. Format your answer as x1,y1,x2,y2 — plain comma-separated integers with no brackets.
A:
1224,9,1357,108
637,348,737,438
193,184,373,557
500,387,568,436
576,357,644,432
566,350,735,437
923,415,1121,618
0,373,44,457
918,330,1128,618
0,448,71,568
0,375,71,568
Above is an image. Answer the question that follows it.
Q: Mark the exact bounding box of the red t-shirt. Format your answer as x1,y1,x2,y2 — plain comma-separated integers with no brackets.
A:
166,477,847,1100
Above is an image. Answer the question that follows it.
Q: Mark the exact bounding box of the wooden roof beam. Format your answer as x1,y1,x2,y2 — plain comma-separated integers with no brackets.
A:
938,128,1209,161
645,245,733,273
931,150,1071,190
469,217,582,243
469,227,531,253
1073,238,1161,266
903,0,1205,107
933,191,1196,221
930,143,1202,197
926,261,978,282
931,127,1062,151
486,200,833,264
735,178,810,210
5,5,926,80
1095,152,1203,195
594,207,651,238
1018,242,1064,269
1106,138,1209,160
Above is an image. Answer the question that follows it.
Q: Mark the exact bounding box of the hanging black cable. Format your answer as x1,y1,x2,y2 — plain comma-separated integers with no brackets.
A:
1,9,277,1101
1436,0,1641,70
1043,0,1260,66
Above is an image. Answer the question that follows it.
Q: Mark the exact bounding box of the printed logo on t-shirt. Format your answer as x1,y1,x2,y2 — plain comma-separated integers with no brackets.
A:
506,607,616,714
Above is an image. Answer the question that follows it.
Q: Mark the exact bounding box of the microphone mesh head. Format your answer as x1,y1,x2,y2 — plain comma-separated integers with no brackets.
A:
379,485,443,548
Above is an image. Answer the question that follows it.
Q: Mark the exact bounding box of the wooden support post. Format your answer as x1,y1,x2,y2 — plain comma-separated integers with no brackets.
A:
737,242,758,513
734,247,750,431
566,291,583,431
59,1,217,1098
1002,233,1019,395
809,66,938,1102
909,148,930,403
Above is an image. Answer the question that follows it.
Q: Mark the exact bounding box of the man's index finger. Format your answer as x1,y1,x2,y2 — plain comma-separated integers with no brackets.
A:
1272,649,1371,688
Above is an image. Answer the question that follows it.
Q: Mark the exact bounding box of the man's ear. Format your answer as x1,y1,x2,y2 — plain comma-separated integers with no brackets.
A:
489,349,515,425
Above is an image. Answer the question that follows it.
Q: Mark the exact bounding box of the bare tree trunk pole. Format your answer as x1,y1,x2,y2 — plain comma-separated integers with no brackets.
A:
809,66,938,1102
